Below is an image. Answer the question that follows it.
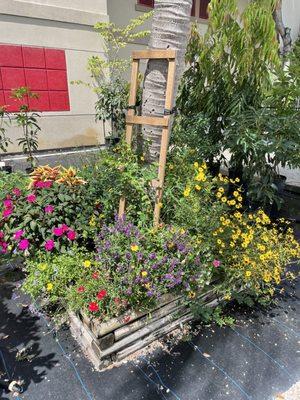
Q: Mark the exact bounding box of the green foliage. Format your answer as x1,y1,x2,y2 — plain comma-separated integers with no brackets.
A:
0,106,11,156
81,143,156,226
11,87,41,168
22,249,89,307
0,171,29,202
74,13,152,138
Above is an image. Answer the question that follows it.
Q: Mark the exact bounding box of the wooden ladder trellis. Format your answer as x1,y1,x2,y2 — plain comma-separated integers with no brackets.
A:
118,49,177,227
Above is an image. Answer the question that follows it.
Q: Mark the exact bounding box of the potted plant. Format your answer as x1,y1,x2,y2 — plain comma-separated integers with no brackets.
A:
11,87,41,173
0,105,13,173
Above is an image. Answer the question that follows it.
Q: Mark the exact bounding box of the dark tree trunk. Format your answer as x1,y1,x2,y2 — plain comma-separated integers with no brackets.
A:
273,0,292,56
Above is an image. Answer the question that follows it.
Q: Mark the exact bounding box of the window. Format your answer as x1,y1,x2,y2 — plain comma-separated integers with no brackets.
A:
137,1,209,19
0,44,70,112
199,0,210,19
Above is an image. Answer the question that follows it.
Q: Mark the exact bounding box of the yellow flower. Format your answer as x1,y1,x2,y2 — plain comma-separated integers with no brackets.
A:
183,187,191,197
235,178,240,183
224,293,231,301
83,260,91,268
238,196,243,202
245,271,252,278
46,283,53,292
221,196,227,203
188,291,196,299
194,162,199,169
218,187,225,193
195,185,201,191
216,192,222,198
140,156,145,161
131,244,139,252
39,263,47,271
180,229,186,235
141,271,148,278
169,164,174,170
89,216,96,227
233,191,239,198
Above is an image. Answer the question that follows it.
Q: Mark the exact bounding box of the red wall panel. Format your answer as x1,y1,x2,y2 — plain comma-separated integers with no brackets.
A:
0,44,70,112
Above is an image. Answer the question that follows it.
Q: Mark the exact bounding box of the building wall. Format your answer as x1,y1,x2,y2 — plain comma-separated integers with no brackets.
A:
282,0,300,41
0,0,108,153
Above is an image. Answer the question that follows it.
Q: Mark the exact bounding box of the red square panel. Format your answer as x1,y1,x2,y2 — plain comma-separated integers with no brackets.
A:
47,70,68,91
45,49,66,70
49,91,70,111
4,90,28,112
25,69,48,90
1,67,26,90
29,91,50,111
22,46,45,68
0,91,5,107
0,45,23,67
0,71,2,90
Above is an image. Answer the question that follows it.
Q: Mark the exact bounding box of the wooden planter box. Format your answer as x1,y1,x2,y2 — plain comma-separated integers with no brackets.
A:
69,290,220,370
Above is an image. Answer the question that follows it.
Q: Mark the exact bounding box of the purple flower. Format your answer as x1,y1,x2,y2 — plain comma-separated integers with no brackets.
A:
125,288,132,295
149,252,157,260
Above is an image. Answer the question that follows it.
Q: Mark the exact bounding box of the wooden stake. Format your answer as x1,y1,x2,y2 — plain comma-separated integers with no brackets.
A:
118,50,177,227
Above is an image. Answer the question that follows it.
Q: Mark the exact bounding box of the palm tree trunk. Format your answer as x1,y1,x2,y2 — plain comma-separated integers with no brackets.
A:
141,0,193,160
273,0,292,56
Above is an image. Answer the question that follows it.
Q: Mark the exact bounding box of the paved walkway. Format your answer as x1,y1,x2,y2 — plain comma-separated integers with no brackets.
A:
0,265,299,400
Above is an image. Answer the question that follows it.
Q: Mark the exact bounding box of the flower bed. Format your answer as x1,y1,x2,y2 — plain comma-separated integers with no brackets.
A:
69,290,219,370
1,148,299,368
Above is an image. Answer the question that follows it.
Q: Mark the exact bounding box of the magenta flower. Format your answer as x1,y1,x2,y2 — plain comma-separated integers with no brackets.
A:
14,229,24,240
53,227,64,236
12,188,21,196
2,209,12,218
44,181,53,188
3,199,13,209
45,240,55,251
212,259,221,268
0,242,8,254
45,205,54,214
18,239,29,251
26,194,36,203
61,224,69,233
0,231,4,239
67,230,76,241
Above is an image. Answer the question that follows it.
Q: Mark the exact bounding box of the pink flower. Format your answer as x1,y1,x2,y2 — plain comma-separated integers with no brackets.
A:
67,230,76,241
18,239,29,251
2,209,12,218
26,194,36,203
97,290,107,300
0,242,8,254
0,231,4,239
45,240,55,251
45,205,54,214
3,199,13,209
44,181,53,188
61,224,69,233
77,286,85,293
53,227,64,237
12,188,21,196
14,229,24,240
212,260,221,268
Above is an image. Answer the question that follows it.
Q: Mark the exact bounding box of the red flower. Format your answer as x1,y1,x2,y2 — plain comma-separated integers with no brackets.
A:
88,302,99,312
67,230,76,241
97,290,107,300
77,286,85,293
123,315,131,323
26,194,36,203
92,272,99,280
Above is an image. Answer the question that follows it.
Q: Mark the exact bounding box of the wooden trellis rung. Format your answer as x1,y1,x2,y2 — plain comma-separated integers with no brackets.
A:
119,49,177,227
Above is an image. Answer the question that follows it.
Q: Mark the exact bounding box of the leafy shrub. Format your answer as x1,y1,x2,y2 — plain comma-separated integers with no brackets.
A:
0,171,29,203
0,166,100,257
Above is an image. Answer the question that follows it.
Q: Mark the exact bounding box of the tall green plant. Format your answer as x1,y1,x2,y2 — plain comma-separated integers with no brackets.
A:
0,106,11,161
75,14,152,140
11,87,41,169
177,0,280,169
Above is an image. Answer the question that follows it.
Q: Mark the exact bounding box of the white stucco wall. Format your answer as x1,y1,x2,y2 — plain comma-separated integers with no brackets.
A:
0,0,108,152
